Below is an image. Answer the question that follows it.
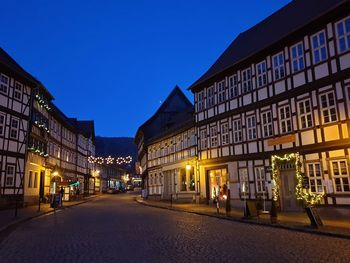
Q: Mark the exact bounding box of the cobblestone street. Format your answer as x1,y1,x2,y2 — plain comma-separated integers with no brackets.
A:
0,193,349,263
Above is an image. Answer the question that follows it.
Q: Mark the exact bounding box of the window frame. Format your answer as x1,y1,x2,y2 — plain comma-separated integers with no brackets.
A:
5,164,15,187
228,74,239,98
221,122,229,146
242,68,252,94
0,112,5,136
217,80,226,104
335,16,350,54
256,61,267,87
273,52,285,80
207,86,215,108
279,105,292,134
0,73,9,95
246,115,257,141
200,129,207,150
311,30,328,64
331,160,350,193
290,42,305,73
307,162,323,193
232,119,242,143
10,117,19,139
14,81,23,100
239,168,249,198
210,126,218,148
255,167,266,194
261,110,273,138
298,98,313,129
319,91,338,124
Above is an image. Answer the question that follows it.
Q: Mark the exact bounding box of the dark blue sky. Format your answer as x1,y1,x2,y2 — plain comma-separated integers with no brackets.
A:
1,0,290,137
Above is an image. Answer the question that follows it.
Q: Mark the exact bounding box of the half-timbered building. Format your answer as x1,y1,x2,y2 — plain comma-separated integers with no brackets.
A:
189,0,350,210
0,48,34,207
24,82,53,205
134,86,195,199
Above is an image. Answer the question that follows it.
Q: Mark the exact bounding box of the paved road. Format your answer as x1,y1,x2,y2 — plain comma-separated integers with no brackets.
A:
0,193,349,263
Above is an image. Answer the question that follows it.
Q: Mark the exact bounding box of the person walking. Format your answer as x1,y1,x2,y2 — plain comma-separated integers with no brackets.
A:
59,186,64,207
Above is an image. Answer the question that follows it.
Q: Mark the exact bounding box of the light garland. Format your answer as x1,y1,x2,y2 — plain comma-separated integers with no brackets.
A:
88,155,133,165
271,153,324,205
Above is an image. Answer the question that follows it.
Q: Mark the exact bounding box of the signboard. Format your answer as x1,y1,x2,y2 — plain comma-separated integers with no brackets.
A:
246,200,258,217
267,134,296,146
305,206,323,228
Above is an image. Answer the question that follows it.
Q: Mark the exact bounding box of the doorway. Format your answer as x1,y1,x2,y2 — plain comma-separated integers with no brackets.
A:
280,164,301,211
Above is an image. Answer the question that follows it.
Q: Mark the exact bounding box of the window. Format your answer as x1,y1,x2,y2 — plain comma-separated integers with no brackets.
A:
14,82,23,100
307,163,323,193
233,119,242,143
5,165,15,186
255,167,266,193
210,126,218,148
320,91,337,123
217,80,226,103
242,68,251,93
0,112,5,136
221,122,229,145
28,171,33,188
273,52,285,80
261,111,273,137
229,74,238,98
298,99,313,129
0,74,9,94
336,17,350,53
332,160,350,192
291,42,305,72
279,105,292,134
239,168,249,197
247,115,256,140
256,61,267,87
180,169,187,191
200,129,207,149
312,31,327,64
207,86,215,108
197,90,205,111
10,118,19,139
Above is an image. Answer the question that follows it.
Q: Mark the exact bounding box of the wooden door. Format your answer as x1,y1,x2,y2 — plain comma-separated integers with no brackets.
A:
281,169,300,211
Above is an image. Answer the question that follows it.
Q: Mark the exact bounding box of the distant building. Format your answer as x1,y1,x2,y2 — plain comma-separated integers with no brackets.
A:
135,86,197,200
189,0,350,209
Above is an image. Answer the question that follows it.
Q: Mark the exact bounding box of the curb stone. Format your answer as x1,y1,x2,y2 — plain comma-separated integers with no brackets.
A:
135,198,350,240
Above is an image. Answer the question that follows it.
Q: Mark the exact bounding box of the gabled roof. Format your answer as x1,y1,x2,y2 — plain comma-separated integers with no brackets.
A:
0,47,54,99
75,120,95,142
134,85,193,145
189,0,348,91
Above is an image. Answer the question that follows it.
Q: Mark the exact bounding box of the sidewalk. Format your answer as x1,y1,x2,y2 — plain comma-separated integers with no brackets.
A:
136,197,350,239
0,195,99,237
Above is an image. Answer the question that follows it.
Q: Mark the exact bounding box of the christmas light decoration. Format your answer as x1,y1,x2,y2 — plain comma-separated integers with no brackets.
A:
271,153,324,205
87,155,133,165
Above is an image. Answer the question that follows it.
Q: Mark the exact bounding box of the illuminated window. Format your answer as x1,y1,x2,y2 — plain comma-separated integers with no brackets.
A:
10,118,19,139
298,99,313,129
273,52,285,80
28,171,33,188
307,163,323,193
0,74,9,94
332,160,350,192
291,42,305,73
279,105,292,134
229,74,238,98
239,168,249,197
210,126,218,148
221,122,229,145
34,172,38,188
207,86,215,108
320,91,337,124
255,167,266,193
246,115,256,140
0,112,5,136
217,80,226,103
242,68,251,93
261,111,273,137
5,165,15,186
200,129,207,149
256,61,267,87
14,82,23,100
336,17,350,53
197,90,205,111
233,119,242,143
311,31,327,64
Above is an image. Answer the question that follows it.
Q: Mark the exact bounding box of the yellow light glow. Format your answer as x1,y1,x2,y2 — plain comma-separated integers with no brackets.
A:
186,164,191,171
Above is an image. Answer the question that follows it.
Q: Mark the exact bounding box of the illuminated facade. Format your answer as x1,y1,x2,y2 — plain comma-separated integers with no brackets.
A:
135,86,195,200
189,0,350,210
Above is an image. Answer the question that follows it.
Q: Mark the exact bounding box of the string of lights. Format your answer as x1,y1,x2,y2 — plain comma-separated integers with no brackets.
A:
88,155,133,165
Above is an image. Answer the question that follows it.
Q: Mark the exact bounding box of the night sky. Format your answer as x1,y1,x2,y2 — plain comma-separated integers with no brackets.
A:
1,0,290,137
